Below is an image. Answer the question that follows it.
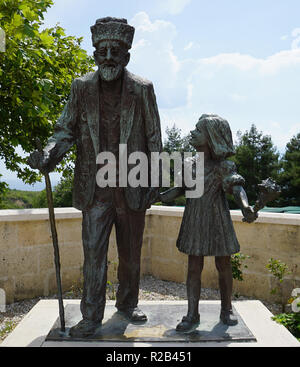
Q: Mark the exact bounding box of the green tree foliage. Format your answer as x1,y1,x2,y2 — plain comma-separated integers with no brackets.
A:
163,124,195,155
0,0,94,185
162,124,195,206
231,124,280,206
31,188,47,208
31,175,73,208
230,253,250,282
277,133,300,206
163,124,186,154
0,174,8,208
53,175,73,207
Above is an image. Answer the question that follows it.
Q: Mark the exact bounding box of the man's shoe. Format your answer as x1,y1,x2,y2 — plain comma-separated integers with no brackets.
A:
118,307,147,322
176,315,200,333
220,309,238,326
69,319,101,338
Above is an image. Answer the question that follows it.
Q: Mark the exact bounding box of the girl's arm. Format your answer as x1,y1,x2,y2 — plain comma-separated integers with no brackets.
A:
160,187,185,203
232,185,258,223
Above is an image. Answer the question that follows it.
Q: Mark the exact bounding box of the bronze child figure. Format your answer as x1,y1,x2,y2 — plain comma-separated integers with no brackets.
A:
160,114,257,333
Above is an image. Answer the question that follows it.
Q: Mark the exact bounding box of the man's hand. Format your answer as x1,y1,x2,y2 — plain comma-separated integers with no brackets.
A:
159,192,173,205
159,187,184,204
27,150,49,174
242,206,258,223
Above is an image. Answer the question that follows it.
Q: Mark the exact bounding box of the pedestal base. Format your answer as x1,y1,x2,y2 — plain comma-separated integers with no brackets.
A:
46,302,255,343
1,300,299,347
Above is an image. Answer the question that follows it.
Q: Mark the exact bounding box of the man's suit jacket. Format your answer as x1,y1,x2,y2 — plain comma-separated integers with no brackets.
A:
43,68,163,211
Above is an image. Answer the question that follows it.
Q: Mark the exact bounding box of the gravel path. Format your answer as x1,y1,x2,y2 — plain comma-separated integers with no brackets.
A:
0,275,282,343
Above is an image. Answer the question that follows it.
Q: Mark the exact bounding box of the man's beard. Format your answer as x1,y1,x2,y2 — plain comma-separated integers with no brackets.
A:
98,63,123,82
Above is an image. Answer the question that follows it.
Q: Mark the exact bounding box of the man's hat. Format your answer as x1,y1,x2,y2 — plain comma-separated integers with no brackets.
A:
91,17,135,49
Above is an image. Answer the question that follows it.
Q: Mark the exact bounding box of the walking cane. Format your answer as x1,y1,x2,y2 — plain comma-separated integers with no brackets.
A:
36,138,66,333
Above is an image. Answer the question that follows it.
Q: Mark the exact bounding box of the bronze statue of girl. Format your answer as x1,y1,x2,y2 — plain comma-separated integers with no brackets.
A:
160,114,257,333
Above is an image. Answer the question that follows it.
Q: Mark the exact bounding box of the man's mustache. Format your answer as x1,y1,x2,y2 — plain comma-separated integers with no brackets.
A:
100,62,118,67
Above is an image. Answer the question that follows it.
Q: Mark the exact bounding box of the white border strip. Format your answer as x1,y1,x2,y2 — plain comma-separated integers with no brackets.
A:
147,206,300,225
0,207,82,222
0,206,299,226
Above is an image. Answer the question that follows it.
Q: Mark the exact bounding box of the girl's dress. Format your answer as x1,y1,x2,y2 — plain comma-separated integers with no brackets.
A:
176,155,245,256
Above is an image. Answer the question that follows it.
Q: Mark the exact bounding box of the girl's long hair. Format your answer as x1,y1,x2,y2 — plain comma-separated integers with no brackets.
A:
199,114,235,160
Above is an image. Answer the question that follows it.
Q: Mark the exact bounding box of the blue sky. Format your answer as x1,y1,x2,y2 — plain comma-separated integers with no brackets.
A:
2,0,300,189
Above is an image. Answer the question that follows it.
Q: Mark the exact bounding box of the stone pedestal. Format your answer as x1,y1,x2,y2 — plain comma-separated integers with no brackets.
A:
47,302,255,343
1,300,299,347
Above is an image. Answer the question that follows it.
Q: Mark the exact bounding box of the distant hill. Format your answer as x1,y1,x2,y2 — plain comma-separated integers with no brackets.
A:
0,189,42,209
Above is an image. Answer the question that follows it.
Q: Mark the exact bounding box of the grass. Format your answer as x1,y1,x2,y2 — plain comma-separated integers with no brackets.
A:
0,321,18,340
272,312,300,341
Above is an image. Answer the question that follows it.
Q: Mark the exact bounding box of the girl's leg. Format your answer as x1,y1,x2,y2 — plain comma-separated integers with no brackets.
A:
215,256,232,311
187,255,204,319
176,255,203,332
215,256,238,325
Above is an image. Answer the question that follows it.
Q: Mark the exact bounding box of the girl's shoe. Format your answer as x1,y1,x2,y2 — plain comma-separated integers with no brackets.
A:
176,315,200,333
220,309,238,325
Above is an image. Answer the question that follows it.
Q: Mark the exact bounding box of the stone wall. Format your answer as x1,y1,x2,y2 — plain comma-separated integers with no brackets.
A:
0,207,299,304
148,207,300,304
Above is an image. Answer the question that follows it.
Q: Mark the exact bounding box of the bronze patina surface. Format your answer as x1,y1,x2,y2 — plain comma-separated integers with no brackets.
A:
46,303,256,343
28,17,163,338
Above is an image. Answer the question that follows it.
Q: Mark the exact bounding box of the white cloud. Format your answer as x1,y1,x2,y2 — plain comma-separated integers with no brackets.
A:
131,12,177,48
155,0,192,15
183,41,201,51
130,12,186,108
131,38,148,51
128,13,300,151
260,49,300,74
291,28,300,49
265,122,300,151
184,41,194,51
201,53,261,71
198,48,300,75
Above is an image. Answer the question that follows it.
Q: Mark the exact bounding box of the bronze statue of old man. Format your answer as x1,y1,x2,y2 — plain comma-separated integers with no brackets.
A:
28,17,162,337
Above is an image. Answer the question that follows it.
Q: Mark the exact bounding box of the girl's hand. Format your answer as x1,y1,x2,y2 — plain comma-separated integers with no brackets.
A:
242,206,258,223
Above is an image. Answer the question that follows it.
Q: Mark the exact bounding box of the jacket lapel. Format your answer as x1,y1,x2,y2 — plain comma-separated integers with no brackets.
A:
86,70,100,155
120,69,137,144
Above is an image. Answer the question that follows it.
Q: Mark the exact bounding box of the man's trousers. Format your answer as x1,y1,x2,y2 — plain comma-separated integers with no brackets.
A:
80,188,146,322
